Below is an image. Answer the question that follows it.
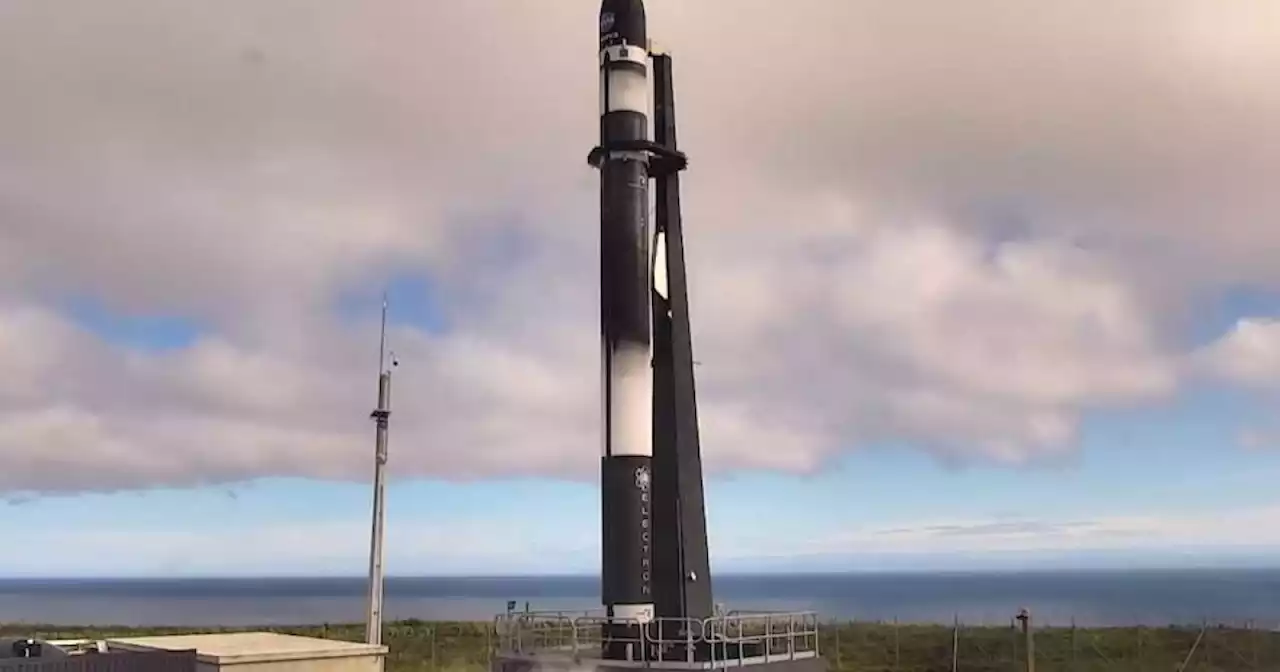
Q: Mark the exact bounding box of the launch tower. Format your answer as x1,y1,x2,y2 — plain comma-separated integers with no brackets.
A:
492,2,825,671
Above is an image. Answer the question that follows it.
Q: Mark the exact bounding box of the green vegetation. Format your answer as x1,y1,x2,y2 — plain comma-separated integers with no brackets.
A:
3,619,1279,671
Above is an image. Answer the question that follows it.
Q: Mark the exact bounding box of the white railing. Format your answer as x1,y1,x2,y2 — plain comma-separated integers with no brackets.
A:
494,609,820,668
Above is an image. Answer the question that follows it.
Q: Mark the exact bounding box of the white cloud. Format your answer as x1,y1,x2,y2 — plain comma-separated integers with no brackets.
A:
0,0,1277,493
12,500,1280,577
0,516,598,578
0,198,1184,493
1194,319,1280,388
688,193,1179,465
793,503,1280,557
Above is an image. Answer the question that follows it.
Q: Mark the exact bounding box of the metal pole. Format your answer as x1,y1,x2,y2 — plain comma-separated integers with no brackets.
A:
1250,619,1259,669
951,614,959,672
893,617,900,671
1016,609,1034,672
1176,621,1207,672
366,296,393,652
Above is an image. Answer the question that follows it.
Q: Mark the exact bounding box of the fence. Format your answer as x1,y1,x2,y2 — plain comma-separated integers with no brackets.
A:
823,618,1280,672
492,609,821,666
12,618,1280,672
362,617,1280,672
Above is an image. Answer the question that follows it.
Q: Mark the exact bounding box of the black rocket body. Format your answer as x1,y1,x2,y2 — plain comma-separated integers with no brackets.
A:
493,4,820,668
597,0,654,628
489,2,821,668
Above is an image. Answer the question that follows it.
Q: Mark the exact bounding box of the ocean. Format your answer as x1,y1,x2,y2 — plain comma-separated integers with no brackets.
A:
2,570,1279,628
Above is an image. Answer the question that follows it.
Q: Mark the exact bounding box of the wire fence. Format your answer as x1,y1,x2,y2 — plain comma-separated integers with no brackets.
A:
361,617,1280,672
823,618,1280,672
12,618,1280,672
360,618,1280,672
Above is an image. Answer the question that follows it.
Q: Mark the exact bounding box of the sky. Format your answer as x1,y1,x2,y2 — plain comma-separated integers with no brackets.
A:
4,0,1280,577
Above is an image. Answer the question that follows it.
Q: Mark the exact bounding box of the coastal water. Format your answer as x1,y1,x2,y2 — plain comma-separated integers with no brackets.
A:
2,570,1280,628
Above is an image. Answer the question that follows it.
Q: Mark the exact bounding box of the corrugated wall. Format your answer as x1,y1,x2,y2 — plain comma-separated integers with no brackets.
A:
0,650,197,672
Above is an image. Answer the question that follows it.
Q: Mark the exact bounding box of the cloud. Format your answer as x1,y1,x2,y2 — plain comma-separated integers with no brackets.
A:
1194,318,1280,388
687,194,1178,466
0,516,599,578
666,0,1280,287
0,0,1277,493
795,504,1280,557
0,201,1181,493
13,501,1280,577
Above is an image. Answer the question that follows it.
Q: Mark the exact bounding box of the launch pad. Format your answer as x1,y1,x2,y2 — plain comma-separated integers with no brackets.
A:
495,1,826,671
492,609,824,672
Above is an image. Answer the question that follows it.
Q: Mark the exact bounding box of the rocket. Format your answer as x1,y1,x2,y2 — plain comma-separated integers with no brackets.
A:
493,3,731,666
596,0,655,631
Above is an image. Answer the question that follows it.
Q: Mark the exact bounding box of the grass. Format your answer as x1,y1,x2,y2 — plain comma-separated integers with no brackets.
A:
3,619,1278,671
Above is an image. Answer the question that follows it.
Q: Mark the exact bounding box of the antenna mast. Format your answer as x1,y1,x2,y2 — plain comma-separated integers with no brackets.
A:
366,295,392,650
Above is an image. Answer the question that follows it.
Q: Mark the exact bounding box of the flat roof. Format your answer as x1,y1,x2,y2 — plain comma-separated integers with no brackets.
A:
108,632,387,665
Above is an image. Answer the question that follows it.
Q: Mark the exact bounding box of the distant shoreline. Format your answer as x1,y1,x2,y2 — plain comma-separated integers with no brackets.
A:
4,572,1278,628
7,566,1280,581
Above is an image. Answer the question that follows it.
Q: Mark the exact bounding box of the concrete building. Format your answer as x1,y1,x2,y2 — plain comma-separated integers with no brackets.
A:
52,632,387,672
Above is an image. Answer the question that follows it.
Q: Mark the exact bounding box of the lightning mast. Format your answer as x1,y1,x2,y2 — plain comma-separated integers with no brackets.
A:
365,296,392,650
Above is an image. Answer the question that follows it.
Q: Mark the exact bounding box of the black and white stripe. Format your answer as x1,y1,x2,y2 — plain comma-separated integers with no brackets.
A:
597,0,654,628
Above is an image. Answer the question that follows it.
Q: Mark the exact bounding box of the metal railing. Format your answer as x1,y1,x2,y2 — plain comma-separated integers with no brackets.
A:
494,609,820,668
704,611,821,667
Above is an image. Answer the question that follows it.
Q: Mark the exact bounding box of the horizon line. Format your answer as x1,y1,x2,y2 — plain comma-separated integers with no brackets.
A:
4,566,1278,581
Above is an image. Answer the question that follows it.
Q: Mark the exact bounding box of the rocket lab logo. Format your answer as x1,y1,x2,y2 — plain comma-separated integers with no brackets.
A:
600,12,615,34
634,465,650,492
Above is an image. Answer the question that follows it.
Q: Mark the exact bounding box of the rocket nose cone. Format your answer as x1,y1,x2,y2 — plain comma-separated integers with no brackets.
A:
599,0,646,48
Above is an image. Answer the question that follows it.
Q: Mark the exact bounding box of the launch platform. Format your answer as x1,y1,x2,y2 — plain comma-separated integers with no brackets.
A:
492,609,824,672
